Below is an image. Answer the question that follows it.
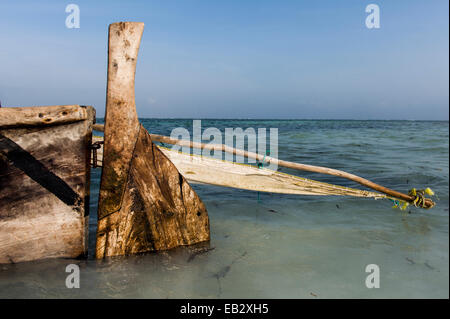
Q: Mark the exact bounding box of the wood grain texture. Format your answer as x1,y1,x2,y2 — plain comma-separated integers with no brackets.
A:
98,22,144,219
96,125,209,258
0,105,88,128
0,105,94,264
96,22,210,258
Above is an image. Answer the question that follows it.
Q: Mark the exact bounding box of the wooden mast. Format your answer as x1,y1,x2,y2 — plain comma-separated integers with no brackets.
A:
96,22,210,258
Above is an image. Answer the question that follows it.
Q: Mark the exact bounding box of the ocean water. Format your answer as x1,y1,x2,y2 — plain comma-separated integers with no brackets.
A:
0,119,448,299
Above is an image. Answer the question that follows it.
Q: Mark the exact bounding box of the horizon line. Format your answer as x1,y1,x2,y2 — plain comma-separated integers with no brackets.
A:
93,117,449,122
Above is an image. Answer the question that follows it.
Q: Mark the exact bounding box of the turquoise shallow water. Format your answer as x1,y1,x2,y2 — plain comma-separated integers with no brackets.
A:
0,120,448,298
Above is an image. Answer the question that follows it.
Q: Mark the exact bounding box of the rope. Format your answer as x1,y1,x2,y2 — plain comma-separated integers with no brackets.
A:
391,198,409,211
392,187,435,210
408,188,435,209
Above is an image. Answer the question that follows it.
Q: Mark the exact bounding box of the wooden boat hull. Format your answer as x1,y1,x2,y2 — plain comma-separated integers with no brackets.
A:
0,105,94,264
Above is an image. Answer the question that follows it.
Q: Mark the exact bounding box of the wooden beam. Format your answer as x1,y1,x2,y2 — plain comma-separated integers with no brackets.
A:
97,22,143,219
0,105,89,128
96,22,210,258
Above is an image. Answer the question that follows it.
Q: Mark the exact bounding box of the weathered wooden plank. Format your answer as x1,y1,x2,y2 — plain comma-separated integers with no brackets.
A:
0,105,88,128
0,105,94,264
98,22,143,219
96,22,210,258
92,124,104,132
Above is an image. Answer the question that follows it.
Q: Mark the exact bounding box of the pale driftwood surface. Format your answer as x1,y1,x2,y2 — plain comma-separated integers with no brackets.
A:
92,136,387,198
96,22,210,258
0,105,89,128
0,105,94,264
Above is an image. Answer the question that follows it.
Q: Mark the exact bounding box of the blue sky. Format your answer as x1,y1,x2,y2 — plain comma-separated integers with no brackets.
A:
0,0,448,119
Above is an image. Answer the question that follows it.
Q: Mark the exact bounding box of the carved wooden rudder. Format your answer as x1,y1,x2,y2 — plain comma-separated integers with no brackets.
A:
96,22,210,258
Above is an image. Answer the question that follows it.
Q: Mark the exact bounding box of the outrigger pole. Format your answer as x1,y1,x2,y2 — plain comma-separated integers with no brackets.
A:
93,123,435,209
